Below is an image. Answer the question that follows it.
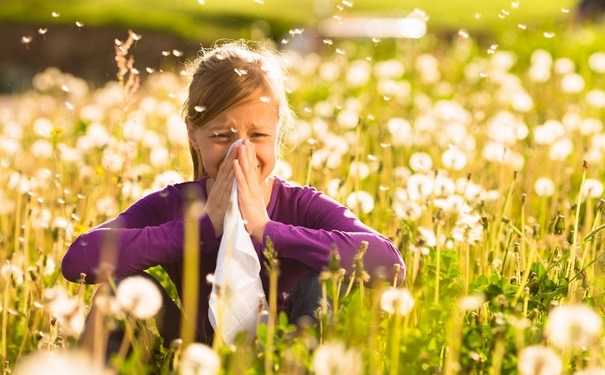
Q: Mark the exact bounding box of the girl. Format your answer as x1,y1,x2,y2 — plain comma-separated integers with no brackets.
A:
62,40,405,346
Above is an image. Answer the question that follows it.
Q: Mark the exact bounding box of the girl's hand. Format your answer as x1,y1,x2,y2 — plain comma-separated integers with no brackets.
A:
204,144,240,237
233,139,270,242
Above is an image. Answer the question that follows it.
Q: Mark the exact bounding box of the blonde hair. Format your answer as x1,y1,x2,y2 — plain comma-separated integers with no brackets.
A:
184,40,294,180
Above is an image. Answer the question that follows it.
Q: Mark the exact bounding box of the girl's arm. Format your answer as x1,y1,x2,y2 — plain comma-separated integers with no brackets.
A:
61,184,218,283
262,188,405,284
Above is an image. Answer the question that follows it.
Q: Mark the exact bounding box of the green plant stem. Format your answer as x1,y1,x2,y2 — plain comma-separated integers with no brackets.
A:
389,312,402,375
568,164,586,280
182,196,201,348
434,224,442,304
264,267,279,375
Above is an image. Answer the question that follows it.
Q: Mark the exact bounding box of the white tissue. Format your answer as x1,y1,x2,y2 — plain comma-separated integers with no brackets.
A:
208,139,268,344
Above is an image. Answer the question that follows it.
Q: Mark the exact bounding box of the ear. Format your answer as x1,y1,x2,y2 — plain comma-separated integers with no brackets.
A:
186,119,200,151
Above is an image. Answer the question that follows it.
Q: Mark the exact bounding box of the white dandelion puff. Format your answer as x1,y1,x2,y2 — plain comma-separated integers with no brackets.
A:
116,276,163,319
380,287,414,315
346,190,374,214
312,341,362,375
179,343,221,375
534,177,555,197
518,345,562,375
545,304,603,350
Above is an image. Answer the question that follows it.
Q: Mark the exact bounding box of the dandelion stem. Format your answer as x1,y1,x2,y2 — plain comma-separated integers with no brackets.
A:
567,162,586,281
389,312,402,375
181,190,201,348
434,223,441,304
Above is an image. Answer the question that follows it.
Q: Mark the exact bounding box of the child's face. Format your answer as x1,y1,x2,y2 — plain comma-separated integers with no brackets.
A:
188,93,279,183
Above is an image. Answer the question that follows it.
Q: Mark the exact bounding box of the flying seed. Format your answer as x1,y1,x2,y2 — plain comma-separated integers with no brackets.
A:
51,11,60,17
194,106,206,112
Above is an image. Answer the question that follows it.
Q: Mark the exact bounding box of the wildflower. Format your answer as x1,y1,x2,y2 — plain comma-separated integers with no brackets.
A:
561,73,585,94
373,59,404,79
548,138,573,161
588,51,605,73
534,177,555,197
587,89,605,108
533,120,564,145
0,262,24,285
441,148,467,171
14,350,105,375
459,293,485,311
116,275,163,319
554,57,575,75
583,178,604,199
179,343,221,375
387,117,412,146
409,152,433,173
518,345,562,375
312,341,362,375
346,59,372,87
349,161,370,180
152,170,185,190
380,287,414,315
336,108,359,129
545,304,603,350
451,211,483,244
346,190,375,214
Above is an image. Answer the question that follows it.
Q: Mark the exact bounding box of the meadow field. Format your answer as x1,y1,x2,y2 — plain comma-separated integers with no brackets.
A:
2,2,605,374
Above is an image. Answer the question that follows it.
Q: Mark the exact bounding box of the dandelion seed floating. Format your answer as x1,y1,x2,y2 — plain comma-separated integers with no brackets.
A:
21,36,33,45
145,67,154,73
259,96,270,103
561,7,570,13
511,2,519,8
458,29,469,39
543,32,556,39
198,0,205,4
281,39,289,45
518,24,527,30
253,0,264,4
75,21,84,28
51,11,60,17
335,48,346,55
234,68,248,76
194,105,206,112
38,28,48,36
342,0,353,7
172,49,183,57
323,39,333,45
161,50,171,56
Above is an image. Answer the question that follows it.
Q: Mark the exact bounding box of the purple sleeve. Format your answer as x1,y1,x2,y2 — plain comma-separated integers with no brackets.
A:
262,187,405,284
61,185,219,283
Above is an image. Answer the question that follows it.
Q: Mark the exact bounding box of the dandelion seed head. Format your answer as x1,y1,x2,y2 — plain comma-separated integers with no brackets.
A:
561,73,585,93
518,345,562,375
583,178,604,198
346,190,374,214
380,287,414,315
548,138,573,161
312,341,362,375
180,343,221,375
441,148,467,171
116,275,163,319
409,152,433,173
15,350,105,375
545,304,603,350
459,293,485,311
534,177,555,197
588,52,605,73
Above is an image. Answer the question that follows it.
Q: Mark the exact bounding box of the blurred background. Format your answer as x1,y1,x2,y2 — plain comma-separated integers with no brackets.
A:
0,0,596,93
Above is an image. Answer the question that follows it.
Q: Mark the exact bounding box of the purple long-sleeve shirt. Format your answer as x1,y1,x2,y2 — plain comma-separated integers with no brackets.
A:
62,176,405,340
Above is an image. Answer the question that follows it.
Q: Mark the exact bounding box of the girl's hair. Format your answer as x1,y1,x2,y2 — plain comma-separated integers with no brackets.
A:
184,39,294,180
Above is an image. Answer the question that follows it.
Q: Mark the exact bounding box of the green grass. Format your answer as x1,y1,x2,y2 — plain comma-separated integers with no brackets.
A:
0,0,579,42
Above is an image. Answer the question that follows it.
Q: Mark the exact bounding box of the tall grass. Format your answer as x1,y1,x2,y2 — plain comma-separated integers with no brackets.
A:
2,18,605,374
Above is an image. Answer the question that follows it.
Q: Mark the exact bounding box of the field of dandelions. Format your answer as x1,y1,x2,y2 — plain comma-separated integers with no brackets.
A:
2,18,605,375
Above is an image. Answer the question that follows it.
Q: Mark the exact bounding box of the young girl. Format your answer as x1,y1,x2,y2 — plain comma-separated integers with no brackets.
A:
62,40,405,346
